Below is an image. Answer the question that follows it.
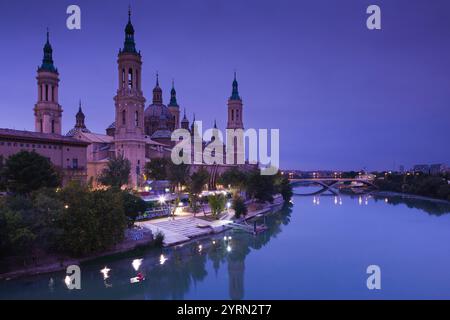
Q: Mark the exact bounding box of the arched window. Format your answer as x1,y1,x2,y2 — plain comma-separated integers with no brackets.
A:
51,86,55,102
51,120,55,133
122,69,125,88
136,70,139,90
135,111,139,127
122,110,126,125
231,109,234,121
40,119,43,132
236,110,239,120
45,85,49,101
128,68,133,89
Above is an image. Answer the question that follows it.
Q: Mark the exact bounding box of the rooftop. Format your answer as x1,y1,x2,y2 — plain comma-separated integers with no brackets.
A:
0,128,89,146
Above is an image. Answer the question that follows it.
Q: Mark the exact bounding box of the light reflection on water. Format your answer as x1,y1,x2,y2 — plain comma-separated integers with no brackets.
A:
1,188,450,300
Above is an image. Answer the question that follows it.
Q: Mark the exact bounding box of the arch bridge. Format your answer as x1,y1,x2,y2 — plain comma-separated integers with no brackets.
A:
289,178,378,196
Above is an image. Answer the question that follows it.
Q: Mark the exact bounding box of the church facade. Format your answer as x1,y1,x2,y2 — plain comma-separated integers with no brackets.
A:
65,9,249,189
1,9,249,190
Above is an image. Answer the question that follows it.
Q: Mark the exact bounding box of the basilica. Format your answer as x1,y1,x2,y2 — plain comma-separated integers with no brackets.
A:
0,9,248,188
62,9,247,187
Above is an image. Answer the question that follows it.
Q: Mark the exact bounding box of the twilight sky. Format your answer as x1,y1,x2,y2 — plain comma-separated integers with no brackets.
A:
0,0,449,171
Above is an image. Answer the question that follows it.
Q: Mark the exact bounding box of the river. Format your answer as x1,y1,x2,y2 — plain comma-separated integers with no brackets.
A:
1,187,450,300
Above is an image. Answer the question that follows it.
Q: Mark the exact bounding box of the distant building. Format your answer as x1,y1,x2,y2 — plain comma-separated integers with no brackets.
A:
430,164,447,175
399,165,405,174
413,164,430,174
0,128,88,185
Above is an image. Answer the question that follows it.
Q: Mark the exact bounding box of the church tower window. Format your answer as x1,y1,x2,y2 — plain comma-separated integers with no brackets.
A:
135,111,139,127
128,68,133,89
122,109,126,125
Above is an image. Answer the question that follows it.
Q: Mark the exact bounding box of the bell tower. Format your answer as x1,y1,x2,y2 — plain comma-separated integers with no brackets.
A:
226,72,244,165
34,30,62,135
226,72,244,130
114,8,146,188
168,80,180,129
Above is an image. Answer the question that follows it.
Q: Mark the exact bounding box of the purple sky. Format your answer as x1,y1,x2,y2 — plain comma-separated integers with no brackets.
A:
0,0,449,171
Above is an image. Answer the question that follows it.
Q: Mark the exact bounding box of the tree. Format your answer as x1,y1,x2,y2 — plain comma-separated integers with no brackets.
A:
98,153,131,188
145,158,169,181
208,194,226,218
218,167,247,194
1,151,60,194
0,196,36,258
187,167,210,213
30,188,64,251
57,183,127,256
122,191,147,224
232,196,248,219
274,172,293,202
0,155,6,191
167,162,189,192
246,169,276,203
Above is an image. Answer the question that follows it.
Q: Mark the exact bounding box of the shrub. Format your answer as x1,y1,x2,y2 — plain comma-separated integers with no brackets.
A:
232,197,248,219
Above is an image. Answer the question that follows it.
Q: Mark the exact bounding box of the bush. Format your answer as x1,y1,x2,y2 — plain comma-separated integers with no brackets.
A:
154,231,165,247
57,183,127,256
208,194,226,218
1,151,60,194
232,197,248,219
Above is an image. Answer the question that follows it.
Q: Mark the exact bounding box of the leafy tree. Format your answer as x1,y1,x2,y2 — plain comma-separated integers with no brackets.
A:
145,158,169,181
0,155,6,191
246,169,276,203
232,196,248,219
167,162,189,192
218,167,247,194
189,167,210,194
98,153,131,188
0,197,36,258
30,188,64,251
1,151,60,194
187,167,210,213
122,191,147,223
208,194,226,218
57,183,127,256
274,172,293,202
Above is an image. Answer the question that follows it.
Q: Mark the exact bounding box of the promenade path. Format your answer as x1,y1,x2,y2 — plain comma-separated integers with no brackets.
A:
136,216,231,246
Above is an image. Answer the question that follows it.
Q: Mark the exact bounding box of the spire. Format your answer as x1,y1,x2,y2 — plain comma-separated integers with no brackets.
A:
75,100,86,129
168,79,179,107
39,29,57,73
191,113,196,132
230,71,241,101
122,6,137,54
213,119,217,129
181,108,189,130
152,72,163,104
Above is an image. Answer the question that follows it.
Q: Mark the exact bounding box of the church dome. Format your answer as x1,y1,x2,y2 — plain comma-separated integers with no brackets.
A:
66,126,91,137
144,103,172,120
151,129,172,140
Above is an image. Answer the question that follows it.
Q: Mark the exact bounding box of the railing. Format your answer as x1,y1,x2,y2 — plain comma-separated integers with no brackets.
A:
135,207,171,221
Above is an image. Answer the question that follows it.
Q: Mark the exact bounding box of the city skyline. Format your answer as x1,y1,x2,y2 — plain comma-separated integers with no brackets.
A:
0,0,449,171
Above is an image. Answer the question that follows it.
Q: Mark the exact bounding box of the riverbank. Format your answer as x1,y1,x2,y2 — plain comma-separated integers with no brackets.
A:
372,191,450,204
0,196,285,281
0,231,156,281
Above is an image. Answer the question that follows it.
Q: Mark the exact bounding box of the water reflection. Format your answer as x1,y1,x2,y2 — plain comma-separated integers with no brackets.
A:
372,194,450,216
1,191,450,300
